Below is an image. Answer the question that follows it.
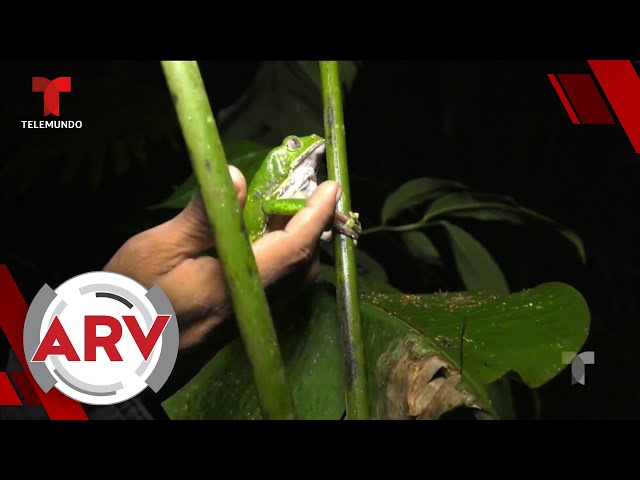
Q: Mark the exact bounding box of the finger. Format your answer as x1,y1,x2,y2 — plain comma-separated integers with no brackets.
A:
230,165,248,209
251,181,340,287
285,181,341,243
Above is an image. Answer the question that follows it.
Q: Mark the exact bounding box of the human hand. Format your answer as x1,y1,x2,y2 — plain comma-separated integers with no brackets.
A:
103,166,341,398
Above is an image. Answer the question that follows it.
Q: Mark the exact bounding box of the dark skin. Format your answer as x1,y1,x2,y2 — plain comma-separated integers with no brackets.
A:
103,166,342,400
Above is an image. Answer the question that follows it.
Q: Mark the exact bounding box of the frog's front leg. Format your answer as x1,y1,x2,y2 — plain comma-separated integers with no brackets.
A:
262,198,307,216
262,198,307,235
263,199,362,244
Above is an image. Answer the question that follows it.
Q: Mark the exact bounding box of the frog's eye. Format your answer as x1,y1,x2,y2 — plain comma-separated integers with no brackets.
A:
286,137,302,150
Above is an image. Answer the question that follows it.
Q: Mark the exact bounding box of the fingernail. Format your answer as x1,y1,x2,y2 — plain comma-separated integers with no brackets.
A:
335,185,342,203
228,165,240,182
228,165,246,194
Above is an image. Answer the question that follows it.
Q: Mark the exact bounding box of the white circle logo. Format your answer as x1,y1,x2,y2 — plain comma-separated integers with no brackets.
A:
23,272,178,405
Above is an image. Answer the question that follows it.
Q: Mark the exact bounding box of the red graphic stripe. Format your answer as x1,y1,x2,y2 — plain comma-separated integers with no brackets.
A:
548,74,580,124
0,372,22,405
589,60,640,154
0,265,88,420
557,74,615,125
10,371,42,406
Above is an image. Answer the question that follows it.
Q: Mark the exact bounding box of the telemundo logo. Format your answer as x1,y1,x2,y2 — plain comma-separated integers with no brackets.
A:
562,351,595,386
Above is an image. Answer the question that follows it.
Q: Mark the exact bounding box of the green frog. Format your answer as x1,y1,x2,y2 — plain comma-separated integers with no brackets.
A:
243,134,362,243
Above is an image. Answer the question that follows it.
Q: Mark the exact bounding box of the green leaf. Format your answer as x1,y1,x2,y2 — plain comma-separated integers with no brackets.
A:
361,281,590,418
441,221,509,294
425,192,521,223
163,281,590,420
162,285,346,420
424,192,586,264
354,249,389,283
515,206,586,264
150,141,269,210
401,231,441,265
224,141,271,185
381,177,467,225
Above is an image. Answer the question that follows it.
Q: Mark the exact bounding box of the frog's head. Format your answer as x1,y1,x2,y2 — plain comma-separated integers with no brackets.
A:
269,134,326,199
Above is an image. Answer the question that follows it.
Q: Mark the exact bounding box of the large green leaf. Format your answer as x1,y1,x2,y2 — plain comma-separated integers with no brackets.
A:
441,221,510,294
162,285,346,420
353,249,389,283
401,231,441,265
381,177,468,224
425,192,521,222
163,281,590,420
224,141,272,184
425,192,586,263
361,281,590,418
151,141,270,210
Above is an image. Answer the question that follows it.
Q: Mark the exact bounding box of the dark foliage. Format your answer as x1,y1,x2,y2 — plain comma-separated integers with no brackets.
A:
1,61,638,419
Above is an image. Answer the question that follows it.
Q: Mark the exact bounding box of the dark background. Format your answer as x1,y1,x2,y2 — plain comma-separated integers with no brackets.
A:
1,61,639,419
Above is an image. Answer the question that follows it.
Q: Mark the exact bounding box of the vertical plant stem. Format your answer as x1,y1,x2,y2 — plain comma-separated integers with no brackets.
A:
161,61,296,420
320,61,369,419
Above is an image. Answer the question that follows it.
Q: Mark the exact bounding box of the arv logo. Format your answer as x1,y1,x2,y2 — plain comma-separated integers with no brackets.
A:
23,272,179,405
31,315,172,363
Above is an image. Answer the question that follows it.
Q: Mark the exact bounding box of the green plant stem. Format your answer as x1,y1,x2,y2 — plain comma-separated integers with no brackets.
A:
320,61,369,420
161,61,296,420
363,208,434,236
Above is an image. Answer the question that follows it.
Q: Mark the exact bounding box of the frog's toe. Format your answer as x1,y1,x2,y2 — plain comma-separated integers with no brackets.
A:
332,210,362,244
339,211,362,236
333,220,360,244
